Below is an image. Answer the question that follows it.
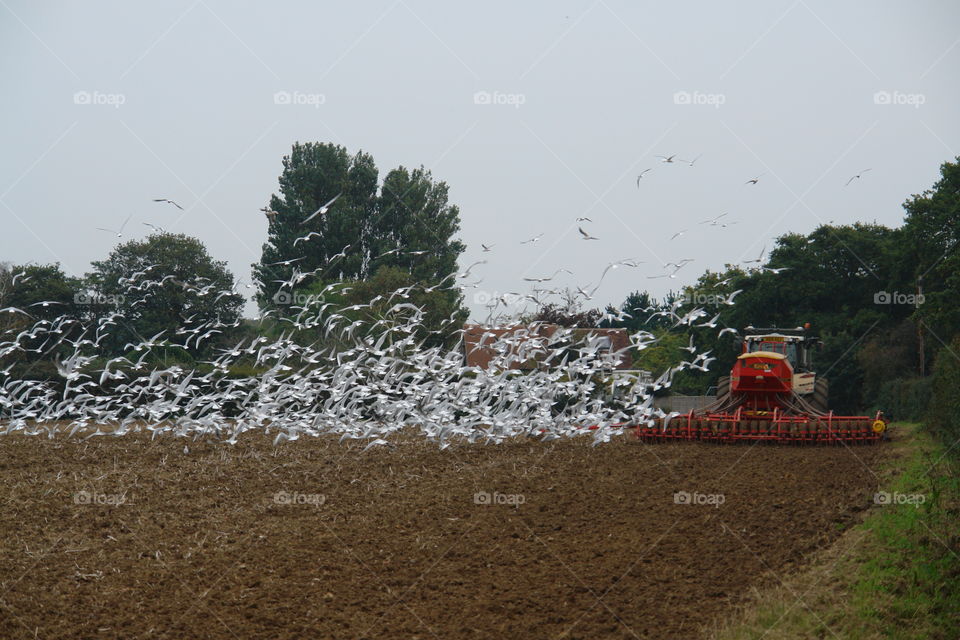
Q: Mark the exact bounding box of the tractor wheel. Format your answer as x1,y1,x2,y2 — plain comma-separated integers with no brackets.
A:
716,375,730,399
810,378,829,413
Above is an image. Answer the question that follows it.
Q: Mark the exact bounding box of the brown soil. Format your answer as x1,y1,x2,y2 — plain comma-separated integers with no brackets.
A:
0,430,890,639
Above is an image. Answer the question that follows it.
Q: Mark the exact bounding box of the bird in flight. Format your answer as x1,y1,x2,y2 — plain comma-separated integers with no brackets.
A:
302,193,342,225
636,169,652,186
743,245,766,264
723,289,744,305
845,169,872,187
686,154,702,167
260,207,280,220
700,213,728,225
578,227,599,240
520,233,544,245
97,213,133,238
293,232,322,246
481,243,494,252
153,198,183,210
523,269,571,283
576,216,592,223
657,154,679,164
744,174,765,185
670,229,688,241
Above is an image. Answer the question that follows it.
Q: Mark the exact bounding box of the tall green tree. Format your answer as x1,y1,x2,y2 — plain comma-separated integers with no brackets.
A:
252,142,466,310
87,233,244,358
902,157,960,351
0,263,83,373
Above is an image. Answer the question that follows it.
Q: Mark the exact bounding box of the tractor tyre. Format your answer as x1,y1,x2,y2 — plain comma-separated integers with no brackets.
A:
716,375,730,400
810,378,829,414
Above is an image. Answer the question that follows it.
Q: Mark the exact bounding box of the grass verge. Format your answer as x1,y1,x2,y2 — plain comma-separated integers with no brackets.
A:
710,423,960,640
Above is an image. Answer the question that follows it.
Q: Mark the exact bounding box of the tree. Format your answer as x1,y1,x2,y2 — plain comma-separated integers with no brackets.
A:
0,263,83,374
0,263,81,323
902,157,960,352
252,142,466,312
87,233,244,358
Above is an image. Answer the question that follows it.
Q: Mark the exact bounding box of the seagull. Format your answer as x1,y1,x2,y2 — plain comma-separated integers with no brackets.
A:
458,260,487,279
260,207,280,220
142,222,165,233
481,244,494,252
845,169,872,187
724,289,744,305
576,217,592,222
153,198,183,210
744,174,765,185
718,327,739,337
686,154,702,167
700,213,728,225
670,229,688,241
657,154,678,164
762,266,789,274
636,169,652,186
578,227,599,240
266,257,306,267
743,245,766,264
293,232,322,246
302,193,342,225
96,213,132,238
520,233,544,245
522,269,571,283
696,312,721,329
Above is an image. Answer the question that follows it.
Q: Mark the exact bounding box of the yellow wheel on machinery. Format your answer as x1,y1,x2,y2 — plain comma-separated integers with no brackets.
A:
872,419,886,434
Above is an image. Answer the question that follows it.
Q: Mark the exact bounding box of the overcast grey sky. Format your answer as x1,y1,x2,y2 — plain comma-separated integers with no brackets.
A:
1,1,958,319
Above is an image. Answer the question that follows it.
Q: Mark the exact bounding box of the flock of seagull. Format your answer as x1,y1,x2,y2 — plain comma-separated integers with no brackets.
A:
3,155,873,447
0,262,682,447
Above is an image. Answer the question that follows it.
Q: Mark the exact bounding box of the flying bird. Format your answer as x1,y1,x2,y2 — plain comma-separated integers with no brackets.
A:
481,244,494,252
724,289,744,305
520,233,544,245
522,269,571,283
700,213,728,225
743,245,766,265
845,169,872,187
670,229,688,241
302,193,342,225
636,169,652,186
96,213,133,238
578,227,599,240
657,155,679,164
744,174,765,185
153,198,183,210
293,232,322,246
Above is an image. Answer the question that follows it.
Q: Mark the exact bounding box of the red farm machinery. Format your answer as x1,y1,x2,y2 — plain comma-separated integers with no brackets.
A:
632,326,887,444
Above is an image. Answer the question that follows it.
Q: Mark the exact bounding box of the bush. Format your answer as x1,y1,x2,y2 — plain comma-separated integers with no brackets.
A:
926,335,960,448
873,377,933,422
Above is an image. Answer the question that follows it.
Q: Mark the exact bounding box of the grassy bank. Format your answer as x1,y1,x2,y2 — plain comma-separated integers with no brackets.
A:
712,423,960,640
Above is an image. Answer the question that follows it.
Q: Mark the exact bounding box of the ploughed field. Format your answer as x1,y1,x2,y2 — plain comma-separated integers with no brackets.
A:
0,429,889,639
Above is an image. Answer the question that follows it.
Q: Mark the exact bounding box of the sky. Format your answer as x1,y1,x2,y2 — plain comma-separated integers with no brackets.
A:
1,1,958,320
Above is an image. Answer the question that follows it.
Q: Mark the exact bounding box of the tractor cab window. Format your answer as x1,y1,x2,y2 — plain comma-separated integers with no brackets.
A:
748,340,797,365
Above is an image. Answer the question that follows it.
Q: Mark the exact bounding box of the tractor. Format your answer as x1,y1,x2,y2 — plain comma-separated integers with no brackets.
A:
630,325,887,444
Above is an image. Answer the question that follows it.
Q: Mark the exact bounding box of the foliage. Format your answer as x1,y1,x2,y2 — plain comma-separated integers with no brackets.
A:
86,232,244,357
926,335,960,446
252,142,466,310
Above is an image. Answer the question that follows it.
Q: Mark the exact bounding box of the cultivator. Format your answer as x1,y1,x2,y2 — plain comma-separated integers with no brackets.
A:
628,326,887,445
631,407,886,444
